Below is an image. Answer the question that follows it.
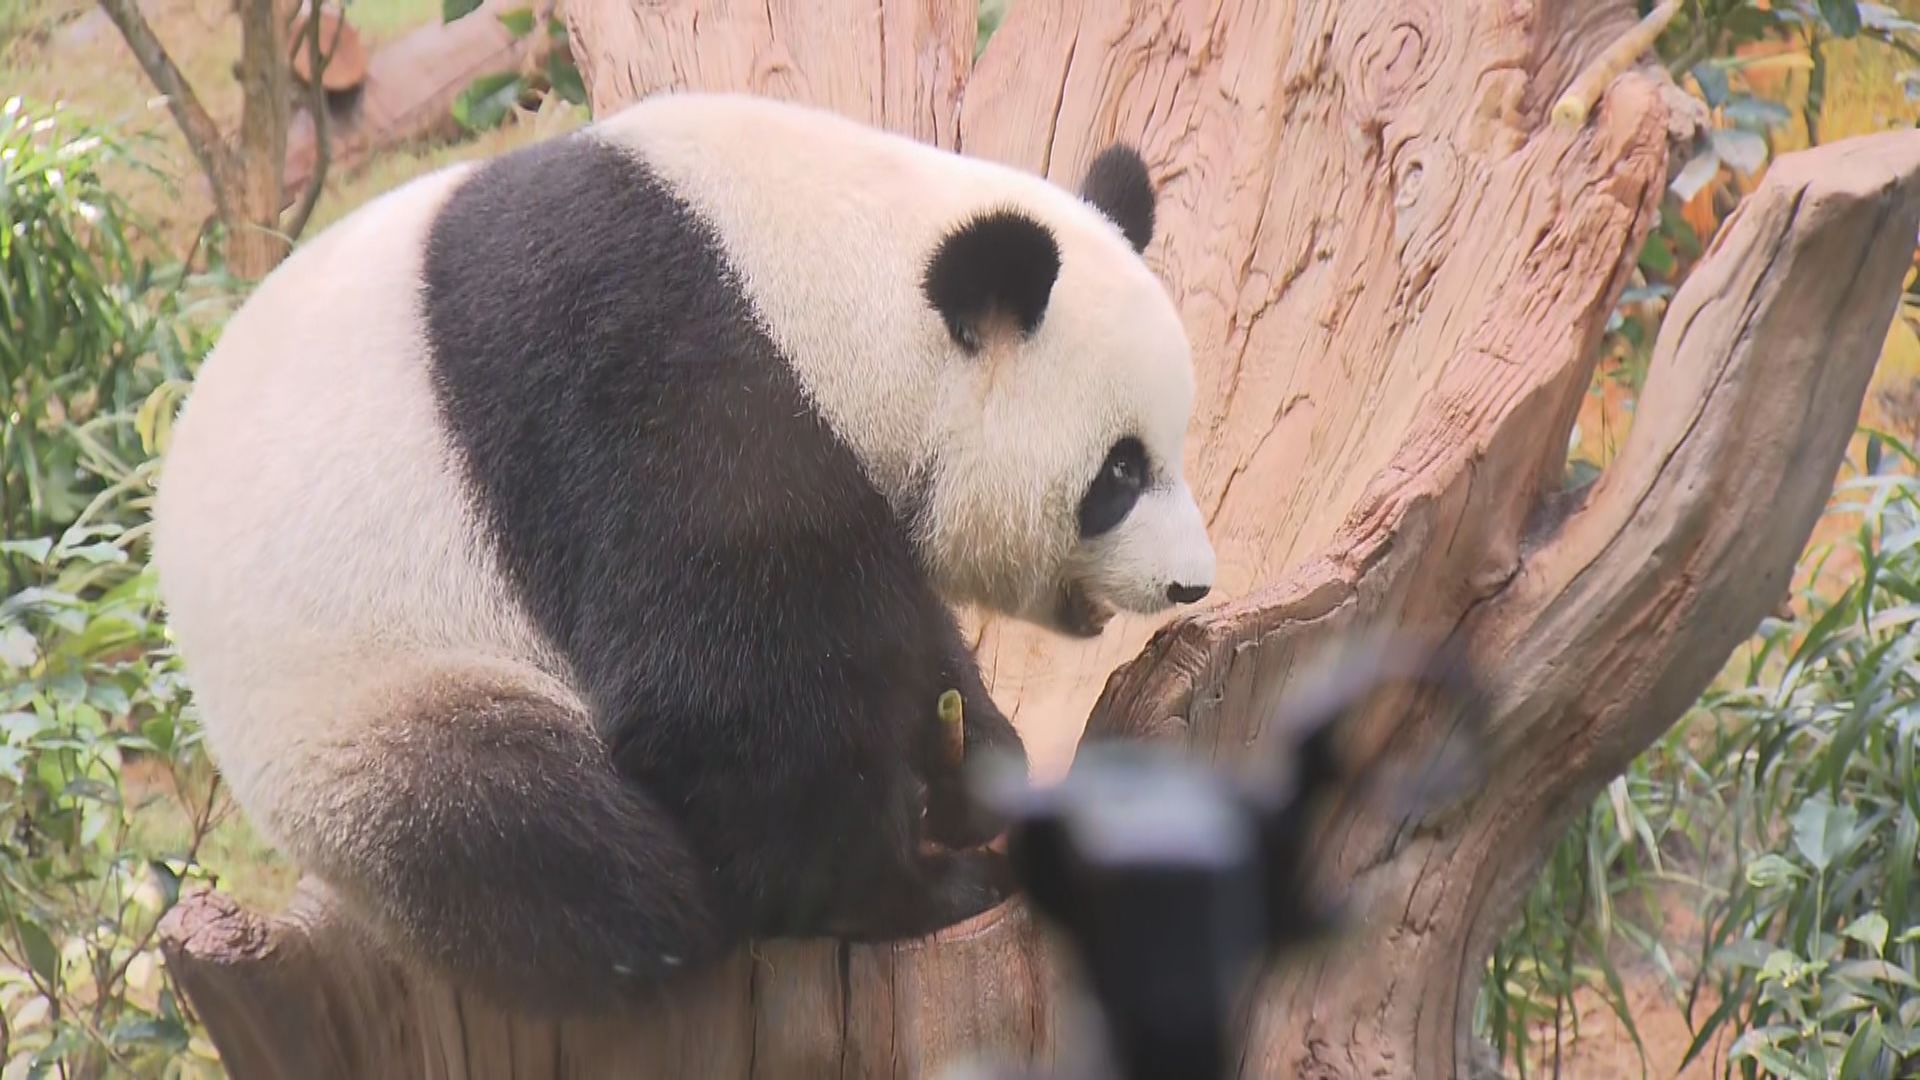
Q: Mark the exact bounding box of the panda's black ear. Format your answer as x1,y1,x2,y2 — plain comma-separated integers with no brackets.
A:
923,208,1061,354
1080,144,1155,253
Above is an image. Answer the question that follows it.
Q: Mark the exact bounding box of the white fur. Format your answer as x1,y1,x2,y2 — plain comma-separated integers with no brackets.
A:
151,165,580,853
595,93,1214,621
1071,479,1216,615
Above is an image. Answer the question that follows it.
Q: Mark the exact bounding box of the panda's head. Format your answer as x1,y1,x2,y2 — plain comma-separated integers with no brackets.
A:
913,145,1215,638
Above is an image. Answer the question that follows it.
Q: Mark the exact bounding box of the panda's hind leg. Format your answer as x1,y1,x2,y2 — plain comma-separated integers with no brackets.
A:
284,669,724,1014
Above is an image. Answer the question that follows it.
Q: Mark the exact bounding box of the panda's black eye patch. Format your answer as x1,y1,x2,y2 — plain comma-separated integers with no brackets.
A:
1078,437,1148,538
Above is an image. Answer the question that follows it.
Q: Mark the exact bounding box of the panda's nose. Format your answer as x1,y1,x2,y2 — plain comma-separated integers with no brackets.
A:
1167,583,1210,605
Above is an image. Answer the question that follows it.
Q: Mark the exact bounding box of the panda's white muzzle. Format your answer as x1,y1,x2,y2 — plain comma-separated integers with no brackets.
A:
1052,480,1216,637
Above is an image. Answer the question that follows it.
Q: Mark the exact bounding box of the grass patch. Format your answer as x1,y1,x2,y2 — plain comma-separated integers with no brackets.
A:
0,0,83,57
305,99,584,237
348,0,443,46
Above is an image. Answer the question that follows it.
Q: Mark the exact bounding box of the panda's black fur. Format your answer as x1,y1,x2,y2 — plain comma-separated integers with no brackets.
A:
920,207,1063,351
1078,146,1156,254
410,131,1042,1006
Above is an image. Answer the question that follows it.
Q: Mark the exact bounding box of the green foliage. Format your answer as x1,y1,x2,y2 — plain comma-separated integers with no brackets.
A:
446,10,590,134
1490,434,1920,1076
1,95,230,1077
496,4,534,37
2,95,145,542
1670,440,1920,1077
0,504,225,1079
1532,4,1920,1071
1821,0,1864,39
452,71,527,133
977,0,1009,59
0,96,229,556
1477,722,1709,1076
1583,0,1920,484
1655,1,1917,164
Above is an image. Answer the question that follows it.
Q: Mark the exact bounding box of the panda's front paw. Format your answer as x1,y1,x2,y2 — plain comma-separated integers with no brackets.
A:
925,849,1015,926
924,778,1009,851
965,700,1025,765
925,701,1026,850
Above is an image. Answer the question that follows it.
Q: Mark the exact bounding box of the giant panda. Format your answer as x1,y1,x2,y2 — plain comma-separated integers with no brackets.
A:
150,91,1215,1013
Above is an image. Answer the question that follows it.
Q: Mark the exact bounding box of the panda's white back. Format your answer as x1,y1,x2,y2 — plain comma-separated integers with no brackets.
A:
152,162,571,832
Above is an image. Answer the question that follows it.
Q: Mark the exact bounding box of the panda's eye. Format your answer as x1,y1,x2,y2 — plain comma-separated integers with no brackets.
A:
1078,437,1148,538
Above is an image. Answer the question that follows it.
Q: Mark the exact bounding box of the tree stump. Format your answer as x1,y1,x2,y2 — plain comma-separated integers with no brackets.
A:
158,1,1920,1076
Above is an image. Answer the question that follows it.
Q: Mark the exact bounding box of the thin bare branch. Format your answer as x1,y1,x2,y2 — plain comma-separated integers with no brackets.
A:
282,4,344,243
95,0,237,216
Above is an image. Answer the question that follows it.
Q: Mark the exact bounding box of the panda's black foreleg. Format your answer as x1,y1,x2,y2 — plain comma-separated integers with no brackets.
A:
922,616,1029,851
733,745,1015,942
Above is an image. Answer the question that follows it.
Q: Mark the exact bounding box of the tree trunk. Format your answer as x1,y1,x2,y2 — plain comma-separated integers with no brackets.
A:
98,0,296,278
157,1,1920,1076
223,0,294,278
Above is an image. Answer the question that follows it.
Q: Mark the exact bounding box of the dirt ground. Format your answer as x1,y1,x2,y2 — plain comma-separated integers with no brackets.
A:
1536,968,1734,1078
1501,878,1741,1079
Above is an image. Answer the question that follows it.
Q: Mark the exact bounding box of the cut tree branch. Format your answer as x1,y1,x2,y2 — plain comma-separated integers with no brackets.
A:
1454,130,1920,955
1552,0,1680,127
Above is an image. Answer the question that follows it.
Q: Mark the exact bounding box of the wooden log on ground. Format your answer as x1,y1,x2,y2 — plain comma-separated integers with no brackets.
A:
288,4,366,92
280,0,540,201
158,1,1920,1075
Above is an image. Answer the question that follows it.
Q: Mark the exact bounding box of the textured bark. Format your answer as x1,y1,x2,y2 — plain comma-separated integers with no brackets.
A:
157,1,1920,1076
98,0,296,278
223,0,294,278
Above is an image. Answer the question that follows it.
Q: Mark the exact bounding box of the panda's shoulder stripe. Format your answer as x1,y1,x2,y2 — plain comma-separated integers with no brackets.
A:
417,126,933,735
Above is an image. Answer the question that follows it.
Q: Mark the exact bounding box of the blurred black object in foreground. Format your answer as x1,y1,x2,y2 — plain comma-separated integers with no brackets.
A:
953,635,1488,1080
